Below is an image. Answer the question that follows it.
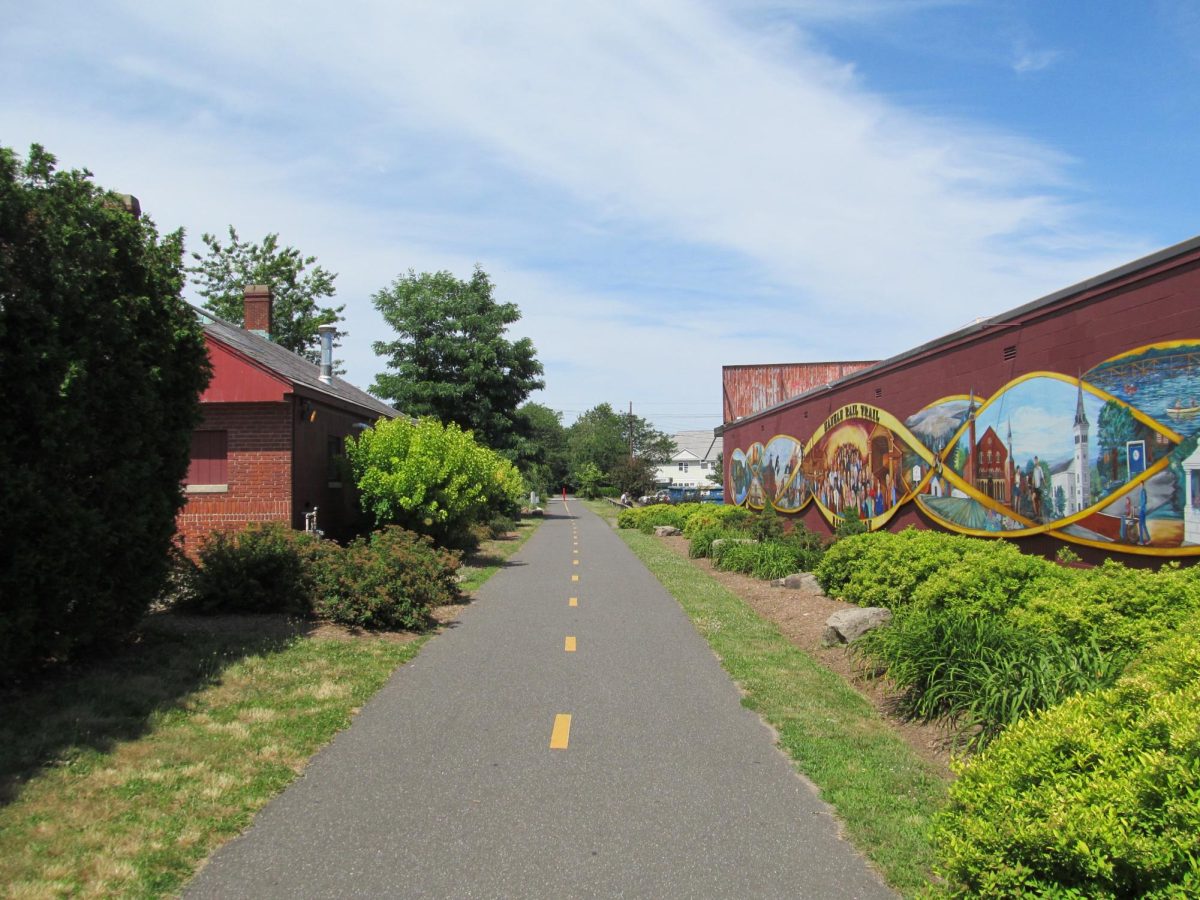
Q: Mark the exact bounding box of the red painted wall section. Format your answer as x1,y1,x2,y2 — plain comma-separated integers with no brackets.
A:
200,336,290,403
722,246,1200,561
176,402,292,552
723,361,877,422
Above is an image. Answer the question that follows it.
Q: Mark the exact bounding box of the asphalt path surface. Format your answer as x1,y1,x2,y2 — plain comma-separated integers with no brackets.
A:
186,498,894,899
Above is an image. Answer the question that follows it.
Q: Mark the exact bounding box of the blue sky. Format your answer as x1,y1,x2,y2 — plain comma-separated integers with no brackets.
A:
3,1,1197,434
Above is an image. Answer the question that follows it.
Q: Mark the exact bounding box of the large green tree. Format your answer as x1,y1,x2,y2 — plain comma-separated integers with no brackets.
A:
510,402,570,496
566,403,674,488
0,144,211,681
370,267,544,452
186,226,343,362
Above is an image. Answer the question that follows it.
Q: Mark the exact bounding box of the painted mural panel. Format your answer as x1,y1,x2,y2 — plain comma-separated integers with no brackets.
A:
802,403,934,530
726,341,1200,556
762,436,808,511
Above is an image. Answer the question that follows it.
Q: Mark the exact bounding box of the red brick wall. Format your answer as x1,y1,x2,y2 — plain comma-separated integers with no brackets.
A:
176,402,292,553
722,244,1200,563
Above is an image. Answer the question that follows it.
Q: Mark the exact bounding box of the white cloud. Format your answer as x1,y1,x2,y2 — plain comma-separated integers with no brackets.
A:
1011,42,1064,75
0,0,1153,432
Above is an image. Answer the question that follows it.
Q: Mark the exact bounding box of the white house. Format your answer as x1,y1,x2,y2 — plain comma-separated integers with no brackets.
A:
654,430,723,489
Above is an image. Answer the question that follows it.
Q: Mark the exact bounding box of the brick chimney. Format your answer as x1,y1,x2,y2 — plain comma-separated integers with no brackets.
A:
243,285,272,339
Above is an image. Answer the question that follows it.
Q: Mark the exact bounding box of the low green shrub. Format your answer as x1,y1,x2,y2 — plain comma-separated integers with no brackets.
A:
711,539,813,580
310,526,460,630
855,605,1124,747
932,617,1200,897
487,515,517,538
1012,559,1200,655
186,523,317,615
813,529,979,607
713,540,761,575
688,525,751,559
750,508,786,542
911,541,1071,617
779,523,826,572
617,502,707,533
681,504,752,538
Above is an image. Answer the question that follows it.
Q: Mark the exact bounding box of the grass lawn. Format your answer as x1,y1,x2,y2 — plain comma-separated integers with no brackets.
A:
588,501,948,896
0,517,543,898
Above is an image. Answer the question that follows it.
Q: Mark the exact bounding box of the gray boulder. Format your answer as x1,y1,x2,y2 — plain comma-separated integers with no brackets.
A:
710,538,755,552
771,572,823,592
822,607,892,645
654,525,682,537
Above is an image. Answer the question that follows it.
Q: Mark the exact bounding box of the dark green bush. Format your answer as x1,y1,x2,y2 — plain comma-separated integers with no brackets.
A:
835,509,869,538
750,508,785,542
310,526,460,630
0,145,211,681
932,616,1200,897
779,523,826,572
187,523,317,615
855,604,1124,747
487,515,517,538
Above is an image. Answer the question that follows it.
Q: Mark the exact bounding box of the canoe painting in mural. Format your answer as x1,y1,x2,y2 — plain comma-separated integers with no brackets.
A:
802,404,934,530
725,340,1200,555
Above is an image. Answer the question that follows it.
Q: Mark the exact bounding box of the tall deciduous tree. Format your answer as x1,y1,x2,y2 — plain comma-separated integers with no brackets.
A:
511,402,570,496
0,144,211,681
370,267,544,452
565,403,674,488
187,226,344,362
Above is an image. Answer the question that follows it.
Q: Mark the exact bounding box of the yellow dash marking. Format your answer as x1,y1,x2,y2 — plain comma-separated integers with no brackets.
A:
565,636,576,652
569,597,578,607
571,574,579,582
573,548,578,554
550,714,572,749
572,559,579,566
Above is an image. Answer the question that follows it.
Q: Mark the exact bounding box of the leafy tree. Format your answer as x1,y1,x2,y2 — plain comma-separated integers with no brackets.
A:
0,144,210,681
707,452,723,486
510,402,569,496
347,416,525,549
610,456,660,498
1097,400,1138,483
370,267,544,452
565,403,674,487
574,462,605,500
187,226,343,362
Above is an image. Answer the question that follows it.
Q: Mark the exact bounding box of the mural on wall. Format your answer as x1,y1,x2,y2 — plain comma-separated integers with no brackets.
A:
727,341,1200,556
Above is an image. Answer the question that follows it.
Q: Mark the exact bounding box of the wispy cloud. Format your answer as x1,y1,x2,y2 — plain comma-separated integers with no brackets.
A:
0,0,1150,431
1011,41,1064,75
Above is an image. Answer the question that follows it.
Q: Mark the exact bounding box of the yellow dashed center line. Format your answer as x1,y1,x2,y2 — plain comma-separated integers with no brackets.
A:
565,636,576,652
550,714,572,749
571,574,579,582
569,597,578,607
572,559,579,566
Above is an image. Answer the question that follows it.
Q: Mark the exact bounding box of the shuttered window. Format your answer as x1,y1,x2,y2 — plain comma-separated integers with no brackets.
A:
187,430,228,485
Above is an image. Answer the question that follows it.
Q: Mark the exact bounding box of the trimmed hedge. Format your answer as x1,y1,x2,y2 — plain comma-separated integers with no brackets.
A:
933,616,1200,898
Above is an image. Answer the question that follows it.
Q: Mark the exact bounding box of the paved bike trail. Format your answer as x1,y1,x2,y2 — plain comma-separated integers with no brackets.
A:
187,498,894,898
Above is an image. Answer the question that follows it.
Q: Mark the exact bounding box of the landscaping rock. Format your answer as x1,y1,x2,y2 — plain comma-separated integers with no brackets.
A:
654,525,682,537
772,572,823,592
710,538,755,553
822,607,892,645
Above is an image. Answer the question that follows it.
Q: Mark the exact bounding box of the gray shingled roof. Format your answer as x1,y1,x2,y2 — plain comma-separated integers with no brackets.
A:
194,306,399,420
670,430,722,462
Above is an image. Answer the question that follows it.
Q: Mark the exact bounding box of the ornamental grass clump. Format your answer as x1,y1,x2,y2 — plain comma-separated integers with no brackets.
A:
854,605,1123,747
932,615,1200,898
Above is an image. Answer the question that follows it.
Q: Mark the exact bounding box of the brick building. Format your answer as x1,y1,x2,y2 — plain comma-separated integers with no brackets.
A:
177,287,398,550
721,236,1200,560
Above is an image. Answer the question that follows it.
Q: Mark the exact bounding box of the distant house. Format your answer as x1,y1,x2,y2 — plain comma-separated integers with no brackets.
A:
176,286,398,551
654,430,723,489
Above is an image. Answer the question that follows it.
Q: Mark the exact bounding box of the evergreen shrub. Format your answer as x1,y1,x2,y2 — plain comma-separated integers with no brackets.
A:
813,529,978,607
310,527,460,630
933,617,1200,898
187,524,316,615
911,541,1071,617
